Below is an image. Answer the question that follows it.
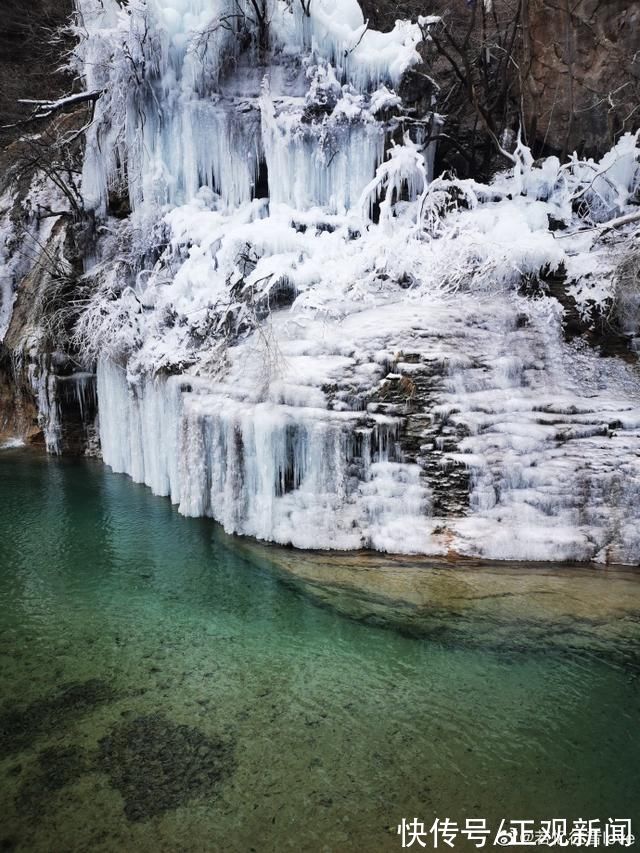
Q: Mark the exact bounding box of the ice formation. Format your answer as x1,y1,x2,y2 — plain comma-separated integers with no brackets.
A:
97,358,429,551
5,0,640,562
75,0,424,214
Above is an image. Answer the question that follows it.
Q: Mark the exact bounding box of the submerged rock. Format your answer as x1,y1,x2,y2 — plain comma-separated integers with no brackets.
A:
8,708,235,824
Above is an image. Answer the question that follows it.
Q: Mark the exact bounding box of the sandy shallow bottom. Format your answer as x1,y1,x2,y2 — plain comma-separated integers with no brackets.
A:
0,451,638,852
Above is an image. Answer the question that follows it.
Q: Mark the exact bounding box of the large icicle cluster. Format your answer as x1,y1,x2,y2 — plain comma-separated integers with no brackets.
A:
97,358,429,551
61,0,640,562
76,132,640,375
75,0,424,214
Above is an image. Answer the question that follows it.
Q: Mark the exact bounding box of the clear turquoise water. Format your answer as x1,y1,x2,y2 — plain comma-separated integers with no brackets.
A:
0,451,638,852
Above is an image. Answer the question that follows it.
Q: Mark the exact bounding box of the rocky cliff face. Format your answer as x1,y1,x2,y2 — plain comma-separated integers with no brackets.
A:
361,0,640,163
0,210,97,452
523,0,640,158
0,0,97,452
0,0,73,147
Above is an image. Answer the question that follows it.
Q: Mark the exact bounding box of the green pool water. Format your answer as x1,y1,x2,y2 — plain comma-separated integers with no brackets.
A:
0,451,638,852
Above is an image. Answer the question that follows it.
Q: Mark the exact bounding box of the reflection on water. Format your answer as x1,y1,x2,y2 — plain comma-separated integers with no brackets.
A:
0,450,638,852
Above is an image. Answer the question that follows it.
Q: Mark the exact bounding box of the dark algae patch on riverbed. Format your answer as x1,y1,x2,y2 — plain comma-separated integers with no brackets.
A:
12,713,236,824
0,451,639,852
97,713,236,822
0,680,116,758
15,745,89,815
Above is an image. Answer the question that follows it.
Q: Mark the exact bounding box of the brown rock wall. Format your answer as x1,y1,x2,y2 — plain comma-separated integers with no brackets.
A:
362,0,640,160
523,0,640,157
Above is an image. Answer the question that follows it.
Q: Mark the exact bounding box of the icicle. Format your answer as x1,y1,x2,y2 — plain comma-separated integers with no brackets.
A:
96,359,431,552
260,84,386,213
28,357,61,454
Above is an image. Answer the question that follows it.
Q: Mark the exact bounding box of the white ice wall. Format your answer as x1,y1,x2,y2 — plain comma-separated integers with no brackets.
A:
97,358,432,552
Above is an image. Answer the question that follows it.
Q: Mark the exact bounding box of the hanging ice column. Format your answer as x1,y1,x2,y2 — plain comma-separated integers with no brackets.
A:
78,0,266,212
97,360,432,552
77,0,426,215
127,0,277,211
260,82,387,212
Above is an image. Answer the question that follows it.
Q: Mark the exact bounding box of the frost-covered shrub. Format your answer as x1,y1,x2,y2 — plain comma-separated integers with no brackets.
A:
565,132,640,224
360,136,427,224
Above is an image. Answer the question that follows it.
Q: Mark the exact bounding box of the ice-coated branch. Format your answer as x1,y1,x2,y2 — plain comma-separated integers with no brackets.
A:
14,90,104,122
418,3,524,170
597,210,640,235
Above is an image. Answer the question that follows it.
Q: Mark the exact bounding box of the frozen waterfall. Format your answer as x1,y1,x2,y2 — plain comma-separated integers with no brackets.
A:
77,0,424,215
97,358,431,551
67,0,640,564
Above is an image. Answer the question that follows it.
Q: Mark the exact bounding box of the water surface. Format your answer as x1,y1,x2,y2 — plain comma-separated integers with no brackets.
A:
0,451,638,852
